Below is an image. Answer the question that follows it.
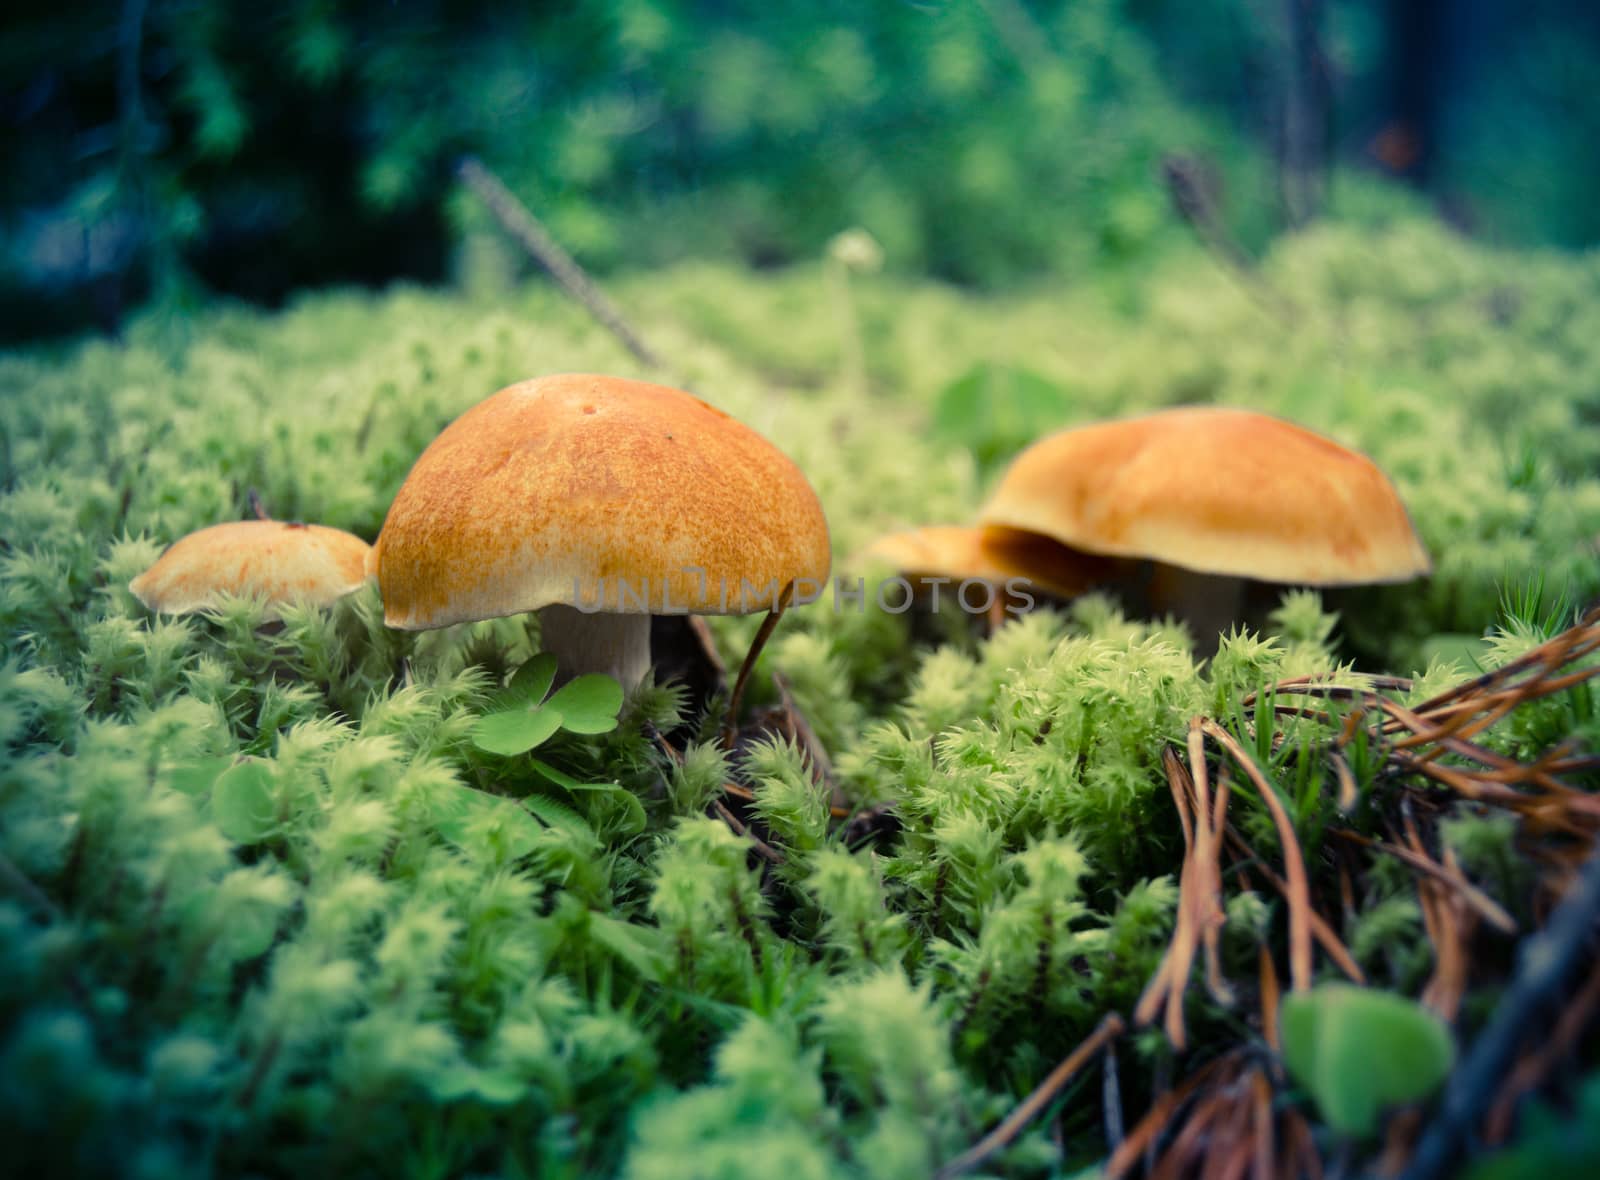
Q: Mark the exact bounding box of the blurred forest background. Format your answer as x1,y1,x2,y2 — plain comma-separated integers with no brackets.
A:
4,0,1598,341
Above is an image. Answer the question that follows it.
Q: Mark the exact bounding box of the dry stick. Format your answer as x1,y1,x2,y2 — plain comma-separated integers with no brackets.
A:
1328,829,1516,934
1401,841,1600,1180
1103,1056,1234,1180
721,582,795,748
1242,673,1413,708
1284,1110,1325,1180
686,615,729,685
1330,748,1360,811
1202,720,1314,992
1249,1069,1276,1180
1484,956,1600,1143
1135,750,1201,1045
1203,762,1236,1007
1162,153,1298,324
1402,822,1460,1021
1258,945,1283,1053
1151,1078,1238,1180
1228,836,1365,983
1146,731,1234,1044
1103,1038,1125,1155
1427,844,1478,1022
935,1014,1125,1180
456,156,663,370
1411,610,1600,716
710,799,783,865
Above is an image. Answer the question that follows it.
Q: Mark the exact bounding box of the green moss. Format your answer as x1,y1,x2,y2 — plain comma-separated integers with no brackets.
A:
3,220,1600,1175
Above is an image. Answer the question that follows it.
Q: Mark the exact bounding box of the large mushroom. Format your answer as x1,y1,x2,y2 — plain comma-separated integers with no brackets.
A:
371,374,831,689
129,520,371,620
975,406,1431,638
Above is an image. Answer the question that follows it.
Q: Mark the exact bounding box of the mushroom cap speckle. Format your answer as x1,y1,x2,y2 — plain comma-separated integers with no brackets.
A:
129,520,372,619
861,524,1109,601
373,374,832,630
978,407,1430,585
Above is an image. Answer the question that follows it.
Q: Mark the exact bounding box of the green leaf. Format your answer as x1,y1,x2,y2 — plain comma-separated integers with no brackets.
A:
211,760,278,844
520,795,596,845
546,674,624,734
501,652,559,707
932,363,1073,469
168,755,234,795
1280,984,1455,1138
527,757,596,792
473,706,563,756
529,759,646,836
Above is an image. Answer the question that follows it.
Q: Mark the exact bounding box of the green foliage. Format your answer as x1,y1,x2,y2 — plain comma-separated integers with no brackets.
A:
1281,984,1456,1138
470,653,624,755
6,0,1268,337
932,364,1077,473
3,221,1600,1175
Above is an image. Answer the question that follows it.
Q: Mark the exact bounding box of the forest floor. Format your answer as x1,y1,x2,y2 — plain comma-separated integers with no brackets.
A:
2,219,1599,1178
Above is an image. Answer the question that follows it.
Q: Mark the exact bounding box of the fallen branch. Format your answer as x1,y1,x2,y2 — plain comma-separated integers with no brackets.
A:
1401,841,1600,1180
936,1014,1124,1180
457,155,663,369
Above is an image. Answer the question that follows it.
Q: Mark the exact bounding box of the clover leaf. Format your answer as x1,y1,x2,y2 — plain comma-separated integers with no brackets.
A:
545,674,625,734
1280,983,1455,1138
470,656,623,757
472,707,564,756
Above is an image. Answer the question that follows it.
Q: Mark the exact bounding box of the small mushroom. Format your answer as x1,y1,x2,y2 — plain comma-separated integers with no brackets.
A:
371,374,831,689
976,406,1431,638
129,520,372,620
861,524,1109,614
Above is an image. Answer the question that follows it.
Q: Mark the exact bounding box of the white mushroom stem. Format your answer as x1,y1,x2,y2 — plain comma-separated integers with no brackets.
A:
1143,564,1247,654
537,605,652,690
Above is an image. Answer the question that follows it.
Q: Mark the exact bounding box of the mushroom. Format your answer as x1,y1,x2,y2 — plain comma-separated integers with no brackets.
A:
371,373,831,689
861,524,1109,616
129,520,372,620
976,406,1431,639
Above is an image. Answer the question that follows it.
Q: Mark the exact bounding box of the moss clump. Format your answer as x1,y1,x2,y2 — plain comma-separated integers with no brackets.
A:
2,219,1599,1176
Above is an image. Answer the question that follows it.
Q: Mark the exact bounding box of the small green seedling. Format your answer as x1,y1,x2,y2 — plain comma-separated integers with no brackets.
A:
471,652,625,756
468,653,643,831
1280,983,1456,1138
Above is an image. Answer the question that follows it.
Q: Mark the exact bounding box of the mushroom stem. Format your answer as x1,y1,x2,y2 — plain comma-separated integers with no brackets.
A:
1143,564,1247,654
537,605,651,690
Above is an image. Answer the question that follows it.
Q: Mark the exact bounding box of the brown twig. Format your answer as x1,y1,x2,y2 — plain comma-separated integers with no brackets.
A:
935,1014,1125,1179
1329,828,1515,935
1484,956,1600,1143
1401,841,1600,1180
721,582,795,747
1202,719,1314,992
457,155,663,369
1226,829,1365,983
711,799,783,865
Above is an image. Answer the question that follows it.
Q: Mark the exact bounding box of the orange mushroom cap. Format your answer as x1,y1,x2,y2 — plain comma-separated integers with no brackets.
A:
978,407,1430,586
129,520,371,619
372,374,832,630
